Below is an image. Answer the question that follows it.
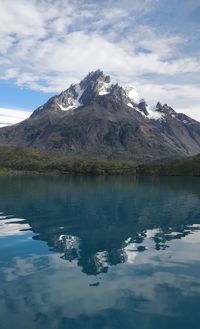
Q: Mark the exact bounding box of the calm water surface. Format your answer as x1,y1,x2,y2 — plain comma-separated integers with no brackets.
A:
0,176,200,329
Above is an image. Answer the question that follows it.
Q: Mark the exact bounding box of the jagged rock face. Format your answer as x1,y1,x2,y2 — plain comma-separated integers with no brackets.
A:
137,100,149,116
0,70,200,161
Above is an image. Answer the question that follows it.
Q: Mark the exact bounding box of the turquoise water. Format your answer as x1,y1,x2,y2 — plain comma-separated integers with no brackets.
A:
0,176,200,329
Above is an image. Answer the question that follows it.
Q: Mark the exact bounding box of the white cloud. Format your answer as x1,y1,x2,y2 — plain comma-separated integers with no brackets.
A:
3,30,198,93
0,108,30,127
176,106,200,122
0,0,199,120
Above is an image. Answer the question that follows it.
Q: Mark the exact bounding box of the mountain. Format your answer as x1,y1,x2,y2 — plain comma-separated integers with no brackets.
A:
0,69,200,161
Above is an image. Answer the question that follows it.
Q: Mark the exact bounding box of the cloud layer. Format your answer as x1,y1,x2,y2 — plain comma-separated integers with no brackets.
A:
0,108,30,127
0,0,199,122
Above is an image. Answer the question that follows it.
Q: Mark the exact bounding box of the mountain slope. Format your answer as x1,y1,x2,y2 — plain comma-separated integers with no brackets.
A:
0,70,200,161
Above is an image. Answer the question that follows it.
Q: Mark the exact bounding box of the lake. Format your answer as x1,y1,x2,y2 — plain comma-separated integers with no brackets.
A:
0,175,200,329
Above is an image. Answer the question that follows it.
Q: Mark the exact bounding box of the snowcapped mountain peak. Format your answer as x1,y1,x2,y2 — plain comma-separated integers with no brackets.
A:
53,70,143,113
124,85,140,104
80,69,111,89
55,70,115,111
34,70,178,124
80,69,112,97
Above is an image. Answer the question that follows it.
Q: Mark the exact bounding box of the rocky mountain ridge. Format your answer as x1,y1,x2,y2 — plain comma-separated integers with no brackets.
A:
0,69,200,161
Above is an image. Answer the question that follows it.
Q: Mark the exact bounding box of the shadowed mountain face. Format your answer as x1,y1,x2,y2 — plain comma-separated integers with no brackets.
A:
0,70,200,161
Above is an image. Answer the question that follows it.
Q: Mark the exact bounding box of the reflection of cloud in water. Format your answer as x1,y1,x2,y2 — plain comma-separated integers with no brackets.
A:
0,175,200,328
144,228,161,239
0,229,200,327
0,214,30,237
41,224,200,275
124,242,138,264
1,208,200,275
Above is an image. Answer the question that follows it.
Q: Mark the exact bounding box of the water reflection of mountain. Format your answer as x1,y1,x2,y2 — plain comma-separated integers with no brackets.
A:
33,225,200,275
0,176,200,275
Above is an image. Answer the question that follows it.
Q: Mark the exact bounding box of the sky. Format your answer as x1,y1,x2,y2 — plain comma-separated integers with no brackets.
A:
0,0,200,126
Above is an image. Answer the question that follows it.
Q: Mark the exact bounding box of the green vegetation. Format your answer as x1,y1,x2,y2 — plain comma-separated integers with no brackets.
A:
137,154,200,176
0,146,137,175
0,146,200,176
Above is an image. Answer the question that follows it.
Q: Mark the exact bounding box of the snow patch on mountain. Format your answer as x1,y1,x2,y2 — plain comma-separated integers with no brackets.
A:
58,104,75,111
98,81,111,95
147,106,164,120
74,84,84,101
124,85,140,103
127,102,134,108
127,102,164,121
58,84,84,111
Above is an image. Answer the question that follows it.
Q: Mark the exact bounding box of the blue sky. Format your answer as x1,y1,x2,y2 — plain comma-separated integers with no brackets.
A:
0,0,200,126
